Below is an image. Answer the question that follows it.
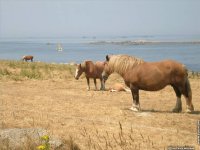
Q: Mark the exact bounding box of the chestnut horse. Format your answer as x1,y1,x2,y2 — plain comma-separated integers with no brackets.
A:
74,61,105,90
22,55,34,62
102,54,194,113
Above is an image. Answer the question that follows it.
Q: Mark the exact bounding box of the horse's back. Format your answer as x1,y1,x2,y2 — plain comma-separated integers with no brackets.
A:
84,61,104,79
84,60,95,74
95,61,105,72
155,60,187,76
140,60,185,73
94,61,105,78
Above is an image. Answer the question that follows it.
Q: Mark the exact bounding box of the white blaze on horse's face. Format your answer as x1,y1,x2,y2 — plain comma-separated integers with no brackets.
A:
75,68,79,80
74,64,83,80
22,56,25,61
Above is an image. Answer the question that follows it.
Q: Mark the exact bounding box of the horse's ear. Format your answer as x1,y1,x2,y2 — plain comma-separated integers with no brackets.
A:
106,55,110,61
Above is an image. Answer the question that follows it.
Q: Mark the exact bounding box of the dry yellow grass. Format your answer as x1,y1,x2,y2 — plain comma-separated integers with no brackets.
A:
0,60,200,149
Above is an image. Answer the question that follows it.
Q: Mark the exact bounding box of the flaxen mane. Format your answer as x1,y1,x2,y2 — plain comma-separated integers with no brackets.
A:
108,55,144,75
81,61,95,73
80,61,87,70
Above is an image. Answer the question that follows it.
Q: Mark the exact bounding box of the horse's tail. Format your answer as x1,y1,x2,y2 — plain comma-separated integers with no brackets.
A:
185,77,194,112
185,77,192,101
181,64,187,75
183,64,194,112
182,65,192,99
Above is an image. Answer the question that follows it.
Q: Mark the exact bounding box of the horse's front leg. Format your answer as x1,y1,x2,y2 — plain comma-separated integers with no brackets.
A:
86,77,90,91
94,78,97,90
129,86,141,112
100,78,105,90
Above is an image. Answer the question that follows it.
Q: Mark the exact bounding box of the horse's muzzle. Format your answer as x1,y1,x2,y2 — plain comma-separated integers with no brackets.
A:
74,76,79,80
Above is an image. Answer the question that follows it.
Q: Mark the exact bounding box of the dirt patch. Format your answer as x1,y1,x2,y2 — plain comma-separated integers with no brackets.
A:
0,76,199,149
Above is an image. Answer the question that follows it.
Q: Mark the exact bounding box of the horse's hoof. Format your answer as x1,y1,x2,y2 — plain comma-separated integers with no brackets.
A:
185,108,194,113
172,108,182,113
189,105,194,111
172,109,181,113
185,105,194,113
100,88,105,91
129,107,140,112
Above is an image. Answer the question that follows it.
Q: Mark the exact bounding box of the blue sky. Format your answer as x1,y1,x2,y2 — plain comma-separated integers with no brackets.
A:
0,0,200,38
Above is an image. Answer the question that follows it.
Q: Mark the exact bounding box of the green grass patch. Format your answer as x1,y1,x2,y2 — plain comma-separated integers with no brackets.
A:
0,60,76,81
20,69,42,79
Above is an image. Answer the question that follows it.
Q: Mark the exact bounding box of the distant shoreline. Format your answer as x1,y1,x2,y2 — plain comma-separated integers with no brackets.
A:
89,40,200,45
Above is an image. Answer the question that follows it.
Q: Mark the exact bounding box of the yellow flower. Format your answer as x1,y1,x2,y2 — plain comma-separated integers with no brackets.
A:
41,135,49,141
37,145,46,150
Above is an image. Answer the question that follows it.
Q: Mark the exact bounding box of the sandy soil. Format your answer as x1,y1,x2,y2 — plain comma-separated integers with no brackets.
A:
0,75,200,149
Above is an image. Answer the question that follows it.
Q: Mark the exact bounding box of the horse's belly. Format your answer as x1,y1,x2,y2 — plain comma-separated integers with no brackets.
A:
87,75,101,79
138,79,169,91
140,84,167,91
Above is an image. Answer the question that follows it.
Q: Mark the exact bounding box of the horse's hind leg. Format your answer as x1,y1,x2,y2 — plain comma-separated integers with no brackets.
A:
182,78,194,113
172,85,182,113
129,86,141,112
94,78,97,90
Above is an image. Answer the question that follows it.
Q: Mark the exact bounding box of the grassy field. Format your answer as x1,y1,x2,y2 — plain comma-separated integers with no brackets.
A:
0,60,200,149
0,60,75,81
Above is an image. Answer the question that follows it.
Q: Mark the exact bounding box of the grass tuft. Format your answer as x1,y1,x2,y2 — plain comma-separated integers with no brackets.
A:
0,68,11,76
79,123,161,150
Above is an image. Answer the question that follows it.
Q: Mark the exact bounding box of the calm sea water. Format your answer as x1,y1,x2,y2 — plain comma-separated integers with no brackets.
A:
0,35,200,71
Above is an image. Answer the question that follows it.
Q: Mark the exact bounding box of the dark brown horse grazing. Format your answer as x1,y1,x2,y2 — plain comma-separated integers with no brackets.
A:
74,60,105,90
101,54,194,113
22,55,34,62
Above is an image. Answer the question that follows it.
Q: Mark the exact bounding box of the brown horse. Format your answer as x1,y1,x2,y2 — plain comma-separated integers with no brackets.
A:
74,60,105,90
22,55,34,62
101,54,194,113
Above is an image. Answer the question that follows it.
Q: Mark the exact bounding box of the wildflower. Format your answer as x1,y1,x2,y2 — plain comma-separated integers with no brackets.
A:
41,135,49,142
37,145,46,150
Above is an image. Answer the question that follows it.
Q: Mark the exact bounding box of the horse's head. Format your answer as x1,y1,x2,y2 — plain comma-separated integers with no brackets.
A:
102,55,113,81
21,56,26,61
74,63,84,80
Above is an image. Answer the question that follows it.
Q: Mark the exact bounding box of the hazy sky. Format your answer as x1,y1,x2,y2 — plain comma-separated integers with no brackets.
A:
0,0,200,38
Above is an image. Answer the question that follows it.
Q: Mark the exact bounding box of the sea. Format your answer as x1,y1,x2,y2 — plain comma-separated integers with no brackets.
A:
0,35,200,71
